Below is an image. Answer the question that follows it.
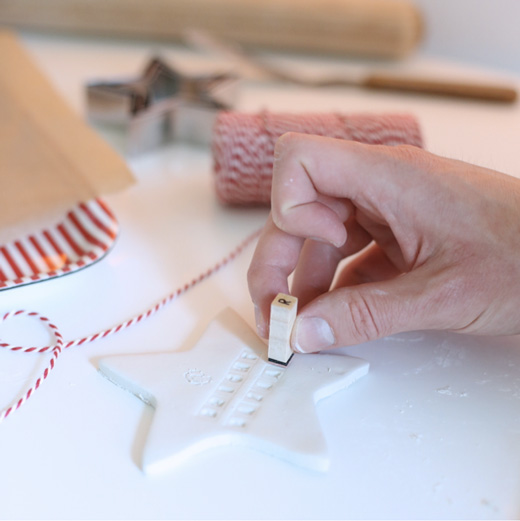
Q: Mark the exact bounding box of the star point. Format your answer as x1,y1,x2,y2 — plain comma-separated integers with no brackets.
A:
98,308,369,474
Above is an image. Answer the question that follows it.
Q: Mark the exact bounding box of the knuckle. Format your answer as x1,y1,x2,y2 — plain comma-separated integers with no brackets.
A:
392,143,423,160
247,257,267,295
246,263,258,290
276,130,301,147
390,144,436,173
246,264,270,300
344,291,386,344
273,132,301,161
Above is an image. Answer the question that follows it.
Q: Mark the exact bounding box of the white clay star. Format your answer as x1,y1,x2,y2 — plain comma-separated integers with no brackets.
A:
98,308,369,474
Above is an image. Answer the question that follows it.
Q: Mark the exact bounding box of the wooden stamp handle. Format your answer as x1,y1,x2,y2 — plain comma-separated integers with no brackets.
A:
268,293,298,366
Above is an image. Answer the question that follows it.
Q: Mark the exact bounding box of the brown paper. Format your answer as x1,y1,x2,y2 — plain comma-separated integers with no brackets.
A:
0,30,134,236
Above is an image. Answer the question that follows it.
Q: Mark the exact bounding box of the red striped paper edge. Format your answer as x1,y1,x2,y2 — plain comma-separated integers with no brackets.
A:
0,199,118,290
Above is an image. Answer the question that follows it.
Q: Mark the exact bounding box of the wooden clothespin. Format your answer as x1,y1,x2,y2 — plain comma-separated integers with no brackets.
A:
268,293,298,366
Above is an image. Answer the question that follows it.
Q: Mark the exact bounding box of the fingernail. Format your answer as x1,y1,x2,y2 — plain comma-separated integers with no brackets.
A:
254,305,268,338
292,316,335,353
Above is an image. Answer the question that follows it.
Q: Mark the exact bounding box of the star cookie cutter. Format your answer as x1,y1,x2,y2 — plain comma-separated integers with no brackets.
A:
86,57,237,154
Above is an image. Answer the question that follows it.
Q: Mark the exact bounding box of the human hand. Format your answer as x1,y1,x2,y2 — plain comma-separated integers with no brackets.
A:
247,133,520,353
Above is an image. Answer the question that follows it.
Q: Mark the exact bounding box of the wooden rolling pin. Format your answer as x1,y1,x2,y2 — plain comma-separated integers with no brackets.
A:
0,0,423,58
187,30,519,103
363,73,518,103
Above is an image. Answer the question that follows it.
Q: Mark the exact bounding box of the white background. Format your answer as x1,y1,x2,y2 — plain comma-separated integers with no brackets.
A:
1,2,520,519
415,0,520,74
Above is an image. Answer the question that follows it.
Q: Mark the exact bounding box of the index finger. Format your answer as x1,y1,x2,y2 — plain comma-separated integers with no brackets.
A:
271,133,411,244
247,213,304,338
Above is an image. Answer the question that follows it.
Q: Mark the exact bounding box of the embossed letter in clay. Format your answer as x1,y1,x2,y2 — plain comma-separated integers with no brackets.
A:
98,308,369,475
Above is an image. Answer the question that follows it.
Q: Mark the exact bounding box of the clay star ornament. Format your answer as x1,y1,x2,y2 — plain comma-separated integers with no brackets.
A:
98,308,369,475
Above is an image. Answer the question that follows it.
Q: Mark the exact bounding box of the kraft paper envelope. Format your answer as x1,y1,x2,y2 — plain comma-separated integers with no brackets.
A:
0,31,134,241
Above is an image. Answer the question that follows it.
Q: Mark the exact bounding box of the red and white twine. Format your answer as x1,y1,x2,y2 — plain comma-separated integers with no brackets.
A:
0,228,261,424
212,111,423,205
0,310,64,422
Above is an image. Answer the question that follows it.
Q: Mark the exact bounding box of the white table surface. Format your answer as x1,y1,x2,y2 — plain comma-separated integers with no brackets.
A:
1,32,520,520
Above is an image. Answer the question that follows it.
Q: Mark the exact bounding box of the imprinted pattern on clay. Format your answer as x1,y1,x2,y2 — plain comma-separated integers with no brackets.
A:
197,348,285,429
98,308,369,474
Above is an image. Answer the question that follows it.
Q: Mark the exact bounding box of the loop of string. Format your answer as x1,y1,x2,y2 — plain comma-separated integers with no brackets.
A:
0,228,261,424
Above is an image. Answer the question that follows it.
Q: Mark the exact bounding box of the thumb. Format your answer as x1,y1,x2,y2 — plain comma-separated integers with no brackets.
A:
290,271,437,352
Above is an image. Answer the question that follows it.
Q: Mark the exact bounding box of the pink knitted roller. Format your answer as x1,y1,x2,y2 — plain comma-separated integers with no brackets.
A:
212,111,423,205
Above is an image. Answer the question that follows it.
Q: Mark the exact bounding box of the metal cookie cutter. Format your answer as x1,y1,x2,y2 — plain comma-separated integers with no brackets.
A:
86,57,237,155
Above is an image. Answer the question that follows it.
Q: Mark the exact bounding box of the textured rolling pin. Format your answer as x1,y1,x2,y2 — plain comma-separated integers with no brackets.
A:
212,111,423,206
0,0,423,58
